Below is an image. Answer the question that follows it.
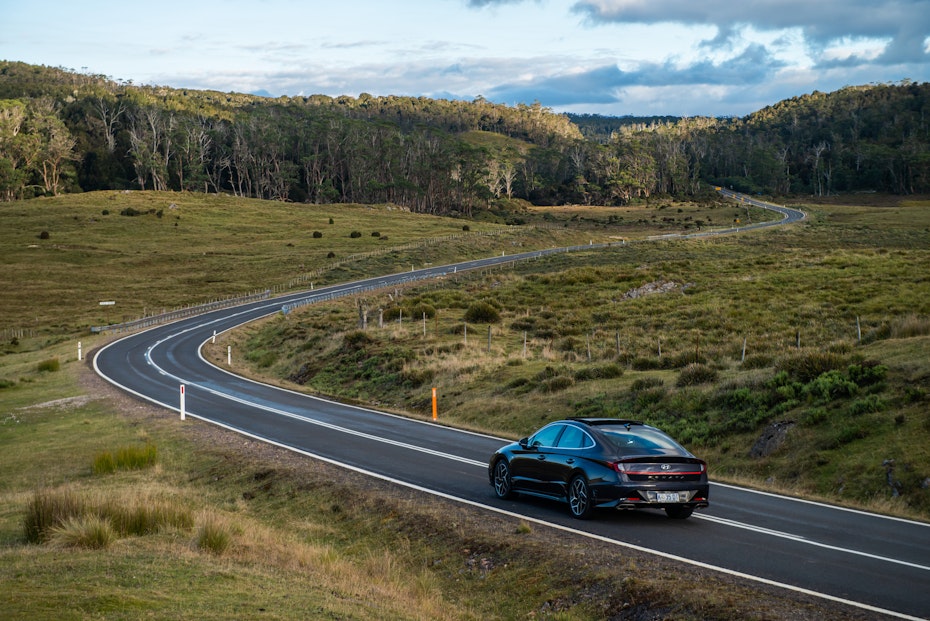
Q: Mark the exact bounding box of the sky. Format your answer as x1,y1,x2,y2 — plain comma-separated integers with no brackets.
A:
2,0,929,117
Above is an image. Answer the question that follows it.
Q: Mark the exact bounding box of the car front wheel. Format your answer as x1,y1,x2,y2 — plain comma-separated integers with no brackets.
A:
492,459,514,499
568,475,594,519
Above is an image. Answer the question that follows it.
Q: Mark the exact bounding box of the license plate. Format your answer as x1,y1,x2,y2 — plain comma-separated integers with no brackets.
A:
656,492,680,502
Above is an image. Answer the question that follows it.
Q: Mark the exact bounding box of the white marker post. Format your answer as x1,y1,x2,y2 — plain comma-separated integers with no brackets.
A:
212,330,216,343
180,384,186,420
77,341,82,361
227,345,232,366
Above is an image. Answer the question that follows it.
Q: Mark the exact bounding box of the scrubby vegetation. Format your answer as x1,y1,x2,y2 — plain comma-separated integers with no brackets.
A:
212,199,930,517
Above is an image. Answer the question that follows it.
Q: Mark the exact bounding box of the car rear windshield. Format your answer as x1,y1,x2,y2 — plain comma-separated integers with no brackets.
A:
600,426,689,456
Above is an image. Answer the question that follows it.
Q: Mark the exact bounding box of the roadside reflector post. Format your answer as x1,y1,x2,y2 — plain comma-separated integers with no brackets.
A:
78,341,82,361
180,384,186,420
432,387,437,421
212,330,216,343
227,345,232,365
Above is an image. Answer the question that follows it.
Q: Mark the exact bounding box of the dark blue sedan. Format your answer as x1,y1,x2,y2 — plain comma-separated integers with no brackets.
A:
489,418,709,519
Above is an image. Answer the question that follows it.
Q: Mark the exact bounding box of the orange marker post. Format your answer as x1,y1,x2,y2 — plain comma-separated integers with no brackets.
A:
431,387,437,421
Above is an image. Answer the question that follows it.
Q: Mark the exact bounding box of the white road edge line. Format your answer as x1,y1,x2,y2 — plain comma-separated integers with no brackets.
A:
696,513,930,572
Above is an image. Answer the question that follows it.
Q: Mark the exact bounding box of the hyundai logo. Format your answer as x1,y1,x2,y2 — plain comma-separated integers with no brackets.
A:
660,464,672,470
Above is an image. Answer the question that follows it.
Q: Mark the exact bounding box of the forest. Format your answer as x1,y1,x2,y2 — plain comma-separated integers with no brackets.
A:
1,60,928,213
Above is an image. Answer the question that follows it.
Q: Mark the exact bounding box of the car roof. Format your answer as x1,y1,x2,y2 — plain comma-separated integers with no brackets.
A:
566,417,646,428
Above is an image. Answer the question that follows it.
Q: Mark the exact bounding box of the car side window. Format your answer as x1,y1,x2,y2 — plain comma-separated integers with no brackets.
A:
529,424,563,448
556,425,590,449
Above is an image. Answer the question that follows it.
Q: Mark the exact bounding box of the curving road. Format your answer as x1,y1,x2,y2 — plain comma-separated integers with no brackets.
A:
94,198,930,620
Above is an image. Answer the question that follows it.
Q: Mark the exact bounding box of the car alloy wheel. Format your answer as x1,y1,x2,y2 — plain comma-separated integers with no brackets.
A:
568,475,593,519
493,459,513,499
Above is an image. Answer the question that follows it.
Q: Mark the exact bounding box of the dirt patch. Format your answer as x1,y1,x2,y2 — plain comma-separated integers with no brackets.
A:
18,395,100,411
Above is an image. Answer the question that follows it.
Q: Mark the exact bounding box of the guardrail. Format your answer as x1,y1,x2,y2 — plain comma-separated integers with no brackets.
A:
90,290,272,334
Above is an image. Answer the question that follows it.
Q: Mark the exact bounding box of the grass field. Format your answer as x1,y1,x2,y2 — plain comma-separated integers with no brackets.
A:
1,189,922,619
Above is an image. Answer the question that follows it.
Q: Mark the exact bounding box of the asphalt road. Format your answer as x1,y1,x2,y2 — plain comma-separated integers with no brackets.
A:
94,199,930,620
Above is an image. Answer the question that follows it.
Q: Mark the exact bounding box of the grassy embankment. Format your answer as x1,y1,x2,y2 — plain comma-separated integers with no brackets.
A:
212,196,930,519
3,190,813,620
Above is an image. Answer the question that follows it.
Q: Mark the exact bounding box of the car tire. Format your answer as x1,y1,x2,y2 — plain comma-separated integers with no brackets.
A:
492,459,514,499
665,505,694,519
568,475,594,519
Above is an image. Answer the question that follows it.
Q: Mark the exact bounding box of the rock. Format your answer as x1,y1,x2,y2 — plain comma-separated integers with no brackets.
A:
749,421,795,458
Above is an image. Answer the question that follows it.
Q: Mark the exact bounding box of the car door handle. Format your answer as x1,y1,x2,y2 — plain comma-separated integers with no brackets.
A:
566,458,575,464
537,455,546,460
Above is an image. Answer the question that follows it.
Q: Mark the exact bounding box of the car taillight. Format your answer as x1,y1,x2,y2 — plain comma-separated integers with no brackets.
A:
611,461,706,475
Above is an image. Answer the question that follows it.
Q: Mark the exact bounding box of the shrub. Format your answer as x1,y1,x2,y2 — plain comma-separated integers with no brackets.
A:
23,487,85,544
312,231,323,238
464,301,500,323
36,358,60,373
805,370,858,400
371,231,381,237
462,225,470,231
93,444,158,474
776,351,846,383
847,361,887,387
327,251,336,258
120,207,141,216
106,498,193,535
194,515,232,554
542,375,574,392
631,357,661,371
38,230,50,240
343,330,373,349
101,209,109,216
349,231,362,238
49,515,115,549
890,314,930,339
741,354,773,369
407,302,437,320
574,363,623,382
676,363,718,387
630,377,664,391
847,395,886,416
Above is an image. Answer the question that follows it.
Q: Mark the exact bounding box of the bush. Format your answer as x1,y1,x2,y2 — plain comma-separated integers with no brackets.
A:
49,515,115,550
805,370,858,400
847,395,887,416
23,487,85,544
93,444,158,474
464,301,500,323
349,231,362,238
847,361,887,387
776,351,846,383
194,515,232,554
371,231,381,237
741,354,773,369
312,231,323,238
630,377,664,391
542,375,574,392
676,363,718,387
36,358,60,373
574,363,623,382
38,230,50,239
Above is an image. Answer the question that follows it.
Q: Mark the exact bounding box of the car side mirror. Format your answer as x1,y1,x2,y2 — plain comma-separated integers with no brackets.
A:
518,437,529,449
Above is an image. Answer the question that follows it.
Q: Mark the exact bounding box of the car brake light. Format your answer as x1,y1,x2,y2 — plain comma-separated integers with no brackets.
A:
612,461,706,475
